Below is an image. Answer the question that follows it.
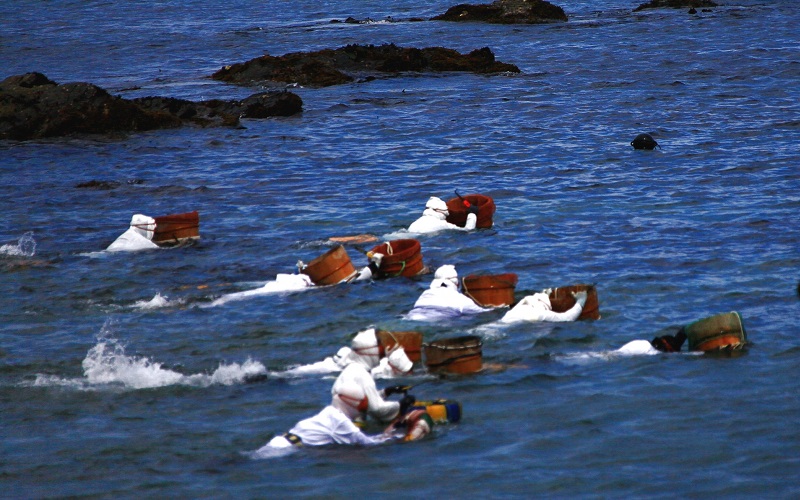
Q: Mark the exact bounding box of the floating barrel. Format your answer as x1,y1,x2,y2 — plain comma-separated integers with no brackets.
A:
685,311,747,352
376,330,423,363
410,400,462,424
152,211,200,245
369,239,425,278
462,273,518,307
548,284,601,320
423,335,483,375
445,194,495,229
301,245,357,285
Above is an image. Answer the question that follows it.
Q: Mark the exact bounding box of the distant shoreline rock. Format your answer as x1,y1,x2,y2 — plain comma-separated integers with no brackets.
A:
432,0,568,24
634,0,718,12
0,72,302,141
212,43,520,88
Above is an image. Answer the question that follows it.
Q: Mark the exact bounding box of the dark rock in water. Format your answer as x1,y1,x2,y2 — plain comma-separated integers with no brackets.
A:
75,179,145,189
634,0,718,12
0,72,181,141
631,133,660,150
432,0,568,24
0,72,303,141
211,43,520,88
76,180,122,190
133,92,303,124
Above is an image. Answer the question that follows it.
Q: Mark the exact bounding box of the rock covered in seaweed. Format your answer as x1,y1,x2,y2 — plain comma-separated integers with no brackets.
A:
634,0,718,11
432,0,568,24
0,72,302,141
211,44,520,88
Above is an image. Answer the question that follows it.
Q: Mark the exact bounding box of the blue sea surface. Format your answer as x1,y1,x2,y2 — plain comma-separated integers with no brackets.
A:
1,0,799,497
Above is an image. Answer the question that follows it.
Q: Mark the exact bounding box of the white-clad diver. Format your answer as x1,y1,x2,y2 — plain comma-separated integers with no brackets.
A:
406,265,492,322
407,197,477,234
500,290,587,323
256,380,392,451
331,328,416,423
106,214,159,252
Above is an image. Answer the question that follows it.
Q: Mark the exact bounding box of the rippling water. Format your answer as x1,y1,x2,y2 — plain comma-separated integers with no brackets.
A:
2,0,799,497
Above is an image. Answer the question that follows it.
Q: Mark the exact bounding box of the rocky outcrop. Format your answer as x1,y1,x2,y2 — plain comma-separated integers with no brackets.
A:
432,0,568,24
0,72,302,141
634,0,718,11
212,44,520,88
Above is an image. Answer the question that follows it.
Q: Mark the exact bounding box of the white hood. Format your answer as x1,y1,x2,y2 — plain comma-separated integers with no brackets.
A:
345,328,381,370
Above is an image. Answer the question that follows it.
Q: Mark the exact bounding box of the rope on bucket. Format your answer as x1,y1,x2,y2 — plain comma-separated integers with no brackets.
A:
388,260,406,278
461,277,478,305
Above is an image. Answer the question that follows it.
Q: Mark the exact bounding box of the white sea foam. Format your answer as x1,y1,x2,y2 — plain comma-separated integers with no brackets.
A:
0,231,36,257
32,321,266,390
132,292,176,310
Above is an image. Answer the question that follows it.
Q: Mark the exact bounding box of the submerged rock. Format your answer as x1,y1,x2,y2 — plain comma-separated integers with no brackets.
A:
634,0,718,12
0,72,302,141
212,44,520,88
432,0,568,24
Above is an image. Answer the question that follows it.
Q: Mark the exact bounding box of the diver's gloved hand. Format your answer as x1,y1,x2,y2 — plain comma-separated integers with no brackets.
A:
366,252,384,273
467,202,479,216
368,252,384,265
383,385,411,397
571,290,588,308
398,394,416,415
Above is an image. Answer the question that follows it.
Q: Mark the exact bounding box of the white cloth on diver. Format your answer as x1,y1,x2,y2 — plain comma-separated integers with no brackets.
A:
406,265,490,321
260,406,390,449
333,364,400,423
615,340,661,356
281,347,353,376
106,214,159,252
370,347,413,379
500,292,583,323
260,380,392,450
281,343,412,379
209,273,313,307
331,328,400,423
260,273,314,292
407,196,477,234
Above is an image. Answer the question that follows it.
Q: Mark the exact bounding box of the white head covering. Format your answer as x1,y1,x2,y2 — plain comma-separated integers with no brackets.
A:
422,196,449,220
425,196,448,212
430,264,459,290
331,380,367,419
130,214,156,240
387,347,413,374
349,328,381,369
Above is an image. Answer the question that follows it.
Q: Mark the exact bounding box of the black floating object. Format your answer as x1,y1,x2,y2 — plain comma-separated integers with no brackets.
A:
631,133,660,150
244,373,269,384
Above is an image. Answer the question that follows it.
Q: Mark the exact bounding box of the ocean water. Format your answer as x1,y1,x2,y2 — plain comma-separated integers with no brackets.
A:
1,0,799,497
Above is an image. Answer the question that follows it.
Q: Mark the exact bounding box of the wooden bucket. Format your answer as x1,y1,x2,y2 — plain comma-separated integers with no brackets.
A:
153,211,200,245
548,284,601,320
685,311,747,352
424,335,483,375
376,330,423,363
301,245,357,285
369,239,425,278
462,273,518,307
445,194,495,229
410,400,462,424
